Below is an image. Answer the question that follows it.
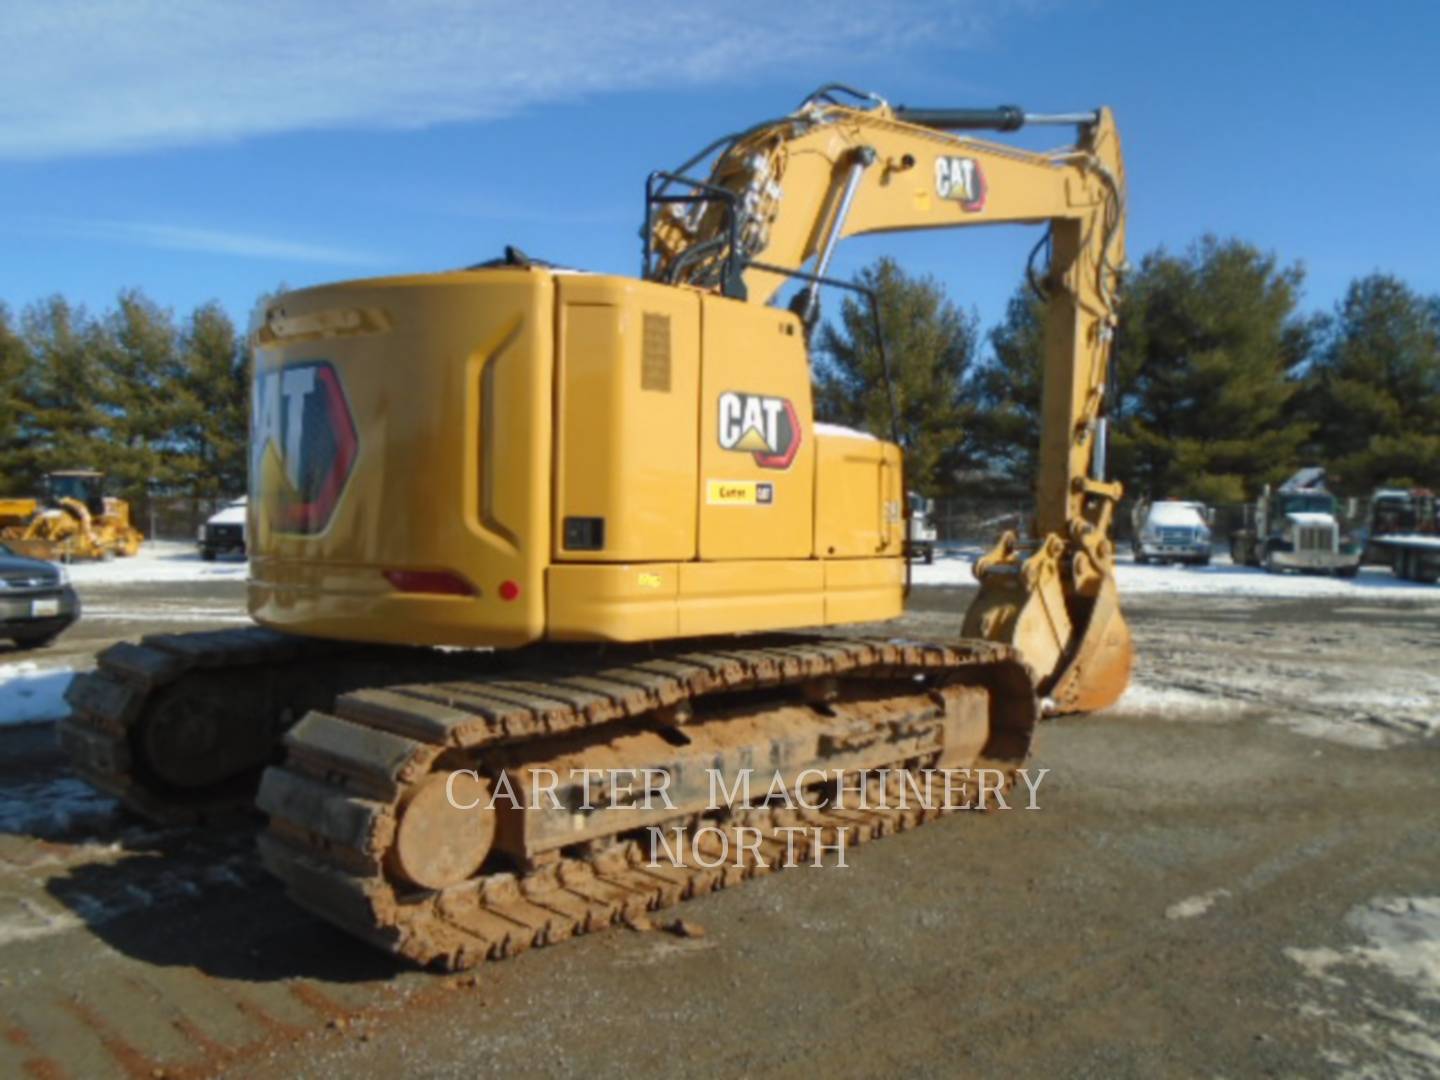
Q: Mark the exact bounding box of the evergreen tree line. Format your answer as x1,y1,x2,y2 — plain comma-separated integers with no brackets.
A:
3,234,1436,515
0,292,248,509
817,236,1440,504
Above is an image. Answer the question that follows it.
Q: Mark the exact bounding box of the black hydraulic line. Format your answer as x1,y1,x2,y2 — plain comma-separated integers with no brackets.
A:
744,257,913,593
745,259,903,452
1026,227,1052,302
796,83,883,110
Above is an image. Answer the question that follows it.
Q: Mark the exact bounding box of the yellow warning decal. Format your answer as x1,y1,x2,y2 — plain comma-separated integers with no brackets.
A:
706,480,775,506
637,571,663,589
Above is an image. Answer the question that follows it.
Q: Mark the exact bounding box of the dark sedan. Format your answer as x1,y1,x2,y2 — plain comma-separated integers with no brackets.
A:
0,543,80,648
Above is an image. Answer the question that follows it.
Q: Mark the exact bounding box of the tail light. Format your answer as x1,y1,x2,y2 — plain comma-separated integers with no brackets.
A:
382,569,476,597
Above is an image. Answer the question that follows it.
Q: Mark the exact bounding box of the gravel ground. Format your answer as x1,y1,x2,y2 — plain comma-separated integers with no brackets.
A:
0,566,1436,1078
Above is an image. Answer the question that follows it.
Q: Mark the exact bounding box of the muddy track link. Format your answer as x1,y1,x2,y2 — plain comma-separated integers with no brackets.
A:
259,636,1037,970
57,627,506,824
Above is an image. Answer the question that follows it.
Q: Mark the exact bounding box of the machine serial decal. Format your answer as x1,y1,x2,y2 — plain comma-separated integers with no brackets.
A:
717,391,801,469
251,359,358,534
934,156,987,212
706,480,775,507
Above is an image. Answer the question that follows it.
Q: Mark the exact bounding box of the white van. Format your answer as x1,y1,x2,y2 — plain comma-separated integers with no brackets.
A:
197,497,247,561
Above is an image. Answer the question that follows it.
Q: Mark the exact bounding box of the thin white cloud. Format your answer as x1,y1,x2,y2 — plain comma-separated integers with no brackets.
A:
46,218,386,267
0,1,998,161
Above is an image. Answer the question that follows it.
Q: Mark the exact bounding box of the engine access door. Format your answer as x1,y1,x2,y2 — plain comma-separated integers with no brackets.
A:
697,295,815,559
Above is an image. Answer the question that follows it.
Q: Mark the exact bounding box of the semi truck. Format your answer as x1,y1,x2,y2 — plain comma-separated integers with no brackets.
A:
1229,467,1361,576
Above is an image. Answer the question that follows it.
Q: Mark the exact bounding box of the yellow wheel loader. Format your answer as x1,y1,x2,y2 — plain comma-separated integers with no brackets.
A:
61,85,1132,970
0,470,144,561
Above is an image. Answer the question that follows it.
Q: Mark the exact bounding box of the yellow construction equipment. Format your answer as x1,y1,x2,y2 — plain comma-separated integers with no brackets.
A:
61,85,1131,969
1,470,144,561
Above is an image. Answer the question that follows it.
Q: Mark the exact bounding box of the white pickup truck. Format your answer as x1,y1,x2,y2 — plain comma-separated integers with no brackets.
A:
1131,499,1213,566
907,491,937,564
197,497,247,561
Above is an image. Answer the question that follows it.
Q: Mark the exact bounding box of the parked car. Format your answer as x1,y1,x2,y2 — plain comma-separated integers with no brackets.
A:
0,542,80,648
1131,499,1213,566
197,497,247,561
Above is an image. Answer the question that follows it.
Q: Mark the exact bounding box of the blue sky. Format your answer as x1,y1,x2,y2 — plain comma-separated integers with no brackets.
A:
1,0,1436,342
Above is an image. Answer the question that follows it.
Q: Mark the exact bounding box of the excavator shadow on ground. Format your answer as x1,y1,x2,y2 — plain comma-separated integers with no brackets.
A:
0,723,399,983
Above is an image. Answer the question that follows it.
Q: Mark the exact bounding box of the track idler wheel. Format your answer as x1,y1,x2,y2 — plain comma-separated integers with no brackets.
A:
389,772,496,891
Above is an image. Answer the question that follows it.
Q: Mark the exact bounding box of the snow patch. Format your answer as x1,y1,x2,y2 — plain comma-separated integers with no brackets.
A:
910,548,1440,600
1288,896,1440,1077
62,540,248,586
0,776,118,837
81,607,250,624
813,422,877,442
1111,681,1246,719
0,662,75,726
1165,888,1231,920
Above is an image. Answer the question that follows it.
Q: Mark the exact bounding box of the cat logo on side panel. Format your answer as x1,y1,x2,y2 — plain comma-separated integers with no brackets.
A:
717,391,801,469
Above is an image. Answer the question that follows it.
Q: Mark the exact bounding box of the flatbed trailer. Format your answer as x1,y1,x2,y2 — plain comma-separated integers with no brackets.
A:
1374,534,1440,583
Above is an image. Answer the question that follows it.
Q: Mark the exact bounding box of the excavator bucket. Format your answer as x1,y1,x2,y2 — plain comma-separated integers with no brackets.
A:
1043,573,1132,714
962,541,1132,715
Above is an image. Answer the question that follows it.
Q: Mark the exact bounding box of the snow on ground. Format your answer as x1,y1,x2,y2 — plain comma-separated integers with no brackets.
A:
1165,888,1232,920
913,546,1440,600
1286,897,1440,1076
61,541,247,586
80,604,250,625
40,540,1440,600
1108,682,1253,720
0,662,74,726
0,775,118,838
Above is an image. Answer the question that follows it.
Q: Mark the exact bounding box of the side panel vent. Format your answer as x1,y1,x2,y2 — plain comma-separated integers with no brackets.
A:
641,312,671,392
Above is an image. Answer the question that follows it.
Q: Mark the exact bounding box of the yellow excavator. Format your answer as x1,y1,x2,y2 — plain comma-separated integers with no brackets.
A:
61,85,1131,969
0,470,144,561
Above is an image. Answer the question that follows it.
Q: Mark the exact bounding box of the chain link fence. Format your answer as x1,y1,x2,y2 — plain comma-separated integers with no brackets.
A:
934,494,1383,553
135,496,236,543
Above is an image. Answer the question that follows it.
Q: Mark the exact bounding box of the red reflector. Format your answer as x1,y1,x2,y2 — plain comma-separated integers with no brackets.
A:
382,569,476,597
498,580,520,601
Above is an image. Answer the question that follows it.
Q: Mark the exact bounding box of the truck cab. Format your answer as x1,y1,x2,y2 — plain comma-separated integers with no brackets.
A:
906,491,937,564
1131,499,1212,566
198,497,247,561
1230,470,1361,576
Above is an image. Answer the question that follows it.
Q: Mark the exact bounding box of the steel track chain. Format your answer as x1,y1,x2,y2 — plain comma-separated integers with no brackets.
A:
258,637,1037,969
57,626,493,823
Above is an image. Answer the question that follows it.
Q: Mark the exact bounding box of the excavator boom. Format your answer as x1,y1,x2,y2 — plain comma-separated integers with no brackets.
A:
647,91,1131,711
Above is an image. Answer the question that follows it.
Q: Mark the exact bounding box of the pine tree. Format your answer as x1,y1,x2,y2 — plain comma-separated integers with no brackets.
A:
173,303,248,498
96,290,185,507
812,257,979,496
21,296,109,478
1301,274,1440,491
967,285,1045,489
0,304,37,492
1109,236,1314,504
